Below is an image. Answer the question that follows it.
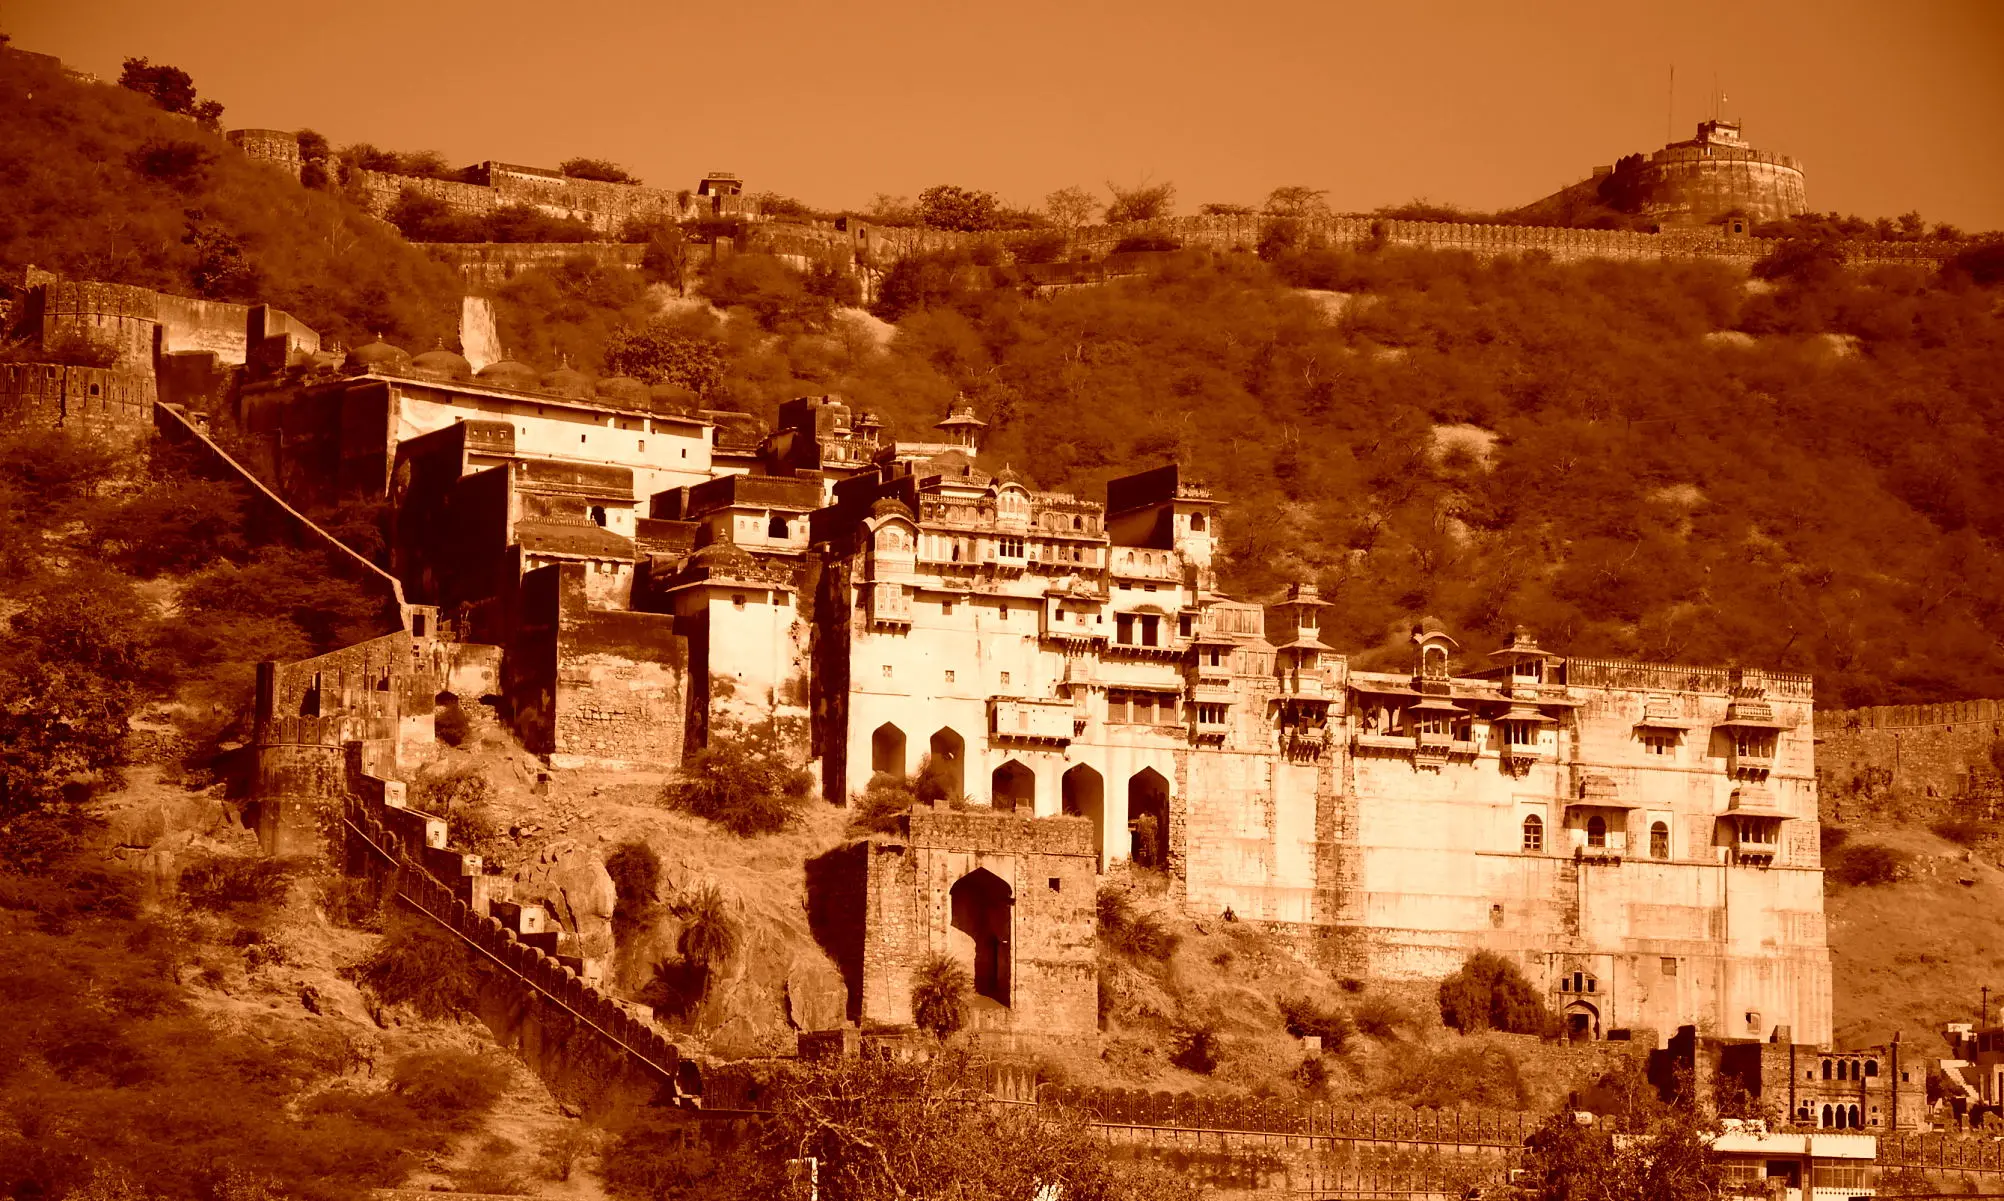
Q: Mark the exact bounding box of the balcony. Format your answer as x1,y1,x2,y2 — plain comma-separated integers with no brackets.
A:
1498,743,1552,777
1105,638,1183,662
1729,744,1776,780
1284,727,1331,762
1577,844,1623,866
988,697,1074,746
1191,718,1228,745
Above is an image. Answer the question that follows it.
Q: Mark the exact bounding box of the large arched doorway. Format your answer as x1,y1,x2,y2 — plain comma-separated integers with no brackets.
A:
949,868,1012,1006
1563,1000,1600,1042
871,723,906,777
1128,768,1169,868
991,760,1035,813
927,728,965,800
1062,765,1105,870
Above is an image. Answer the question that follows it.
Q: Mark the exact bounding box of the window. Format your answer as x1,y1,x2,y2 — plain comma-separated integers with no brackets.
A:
590,505,607,527
942,600,955,616
1206,648,1223,667
882,665,893,679
1587,815,1607,848
731,593,746,610
1190,513,1206,532
638,439,645,451
999,606,1009,621
1000,672,1010,686
768,514,788,538
1501,722,1536,747
1141,615,1159,646
1197,703,1227,724
997,536,1024,558
1179,614,1193,637
1108,691,1131,723
1116,614,1135,644
1048,877,1061,892
1522,815,1543,852
1643,731,1676,756
944,670,955,684
1661,957,1677,977
1650,821,1670,859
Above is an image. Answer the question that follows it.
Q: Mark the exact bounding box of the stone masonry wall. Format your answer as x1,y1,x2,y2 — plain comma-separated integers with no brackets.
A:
854,810,1098,1040
1815,700,2004,820
0,362,155,440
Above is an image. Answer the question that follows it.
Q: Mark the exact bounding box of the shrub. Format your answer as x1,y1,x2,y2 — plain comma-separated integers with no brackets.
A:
1828,842,1907,887
1820,824,1850,856
1390,1043,1528,1110
1933,818,1989,847
1170,1024,1219,1074
559,157,638,184
1438,949,1558,1035
350,912,482,1019
662,719,813,836
390,1049,510,1127
675,883,740,969
1111,234,1181,253
1007,229,1069,265
911,954,971,1038
433,701,469,747
1095,886,1179,960
606,839,663,926
1353,993,1413,1039
319,873,383,929
177,856,295,910
849,770,916,835
1278,995,1353,1051
409,761,491,817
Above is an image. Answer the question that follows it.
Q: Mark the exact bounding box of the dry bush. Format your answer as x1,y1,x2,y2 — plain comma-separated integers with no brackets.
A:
1278,995,1353,1051
1827,842,1907,887
390,1049,510,1129
1096,886,1179,960
177,855,296,911
662,718,813,836
349,912,482,1019
1353,992,1415,1039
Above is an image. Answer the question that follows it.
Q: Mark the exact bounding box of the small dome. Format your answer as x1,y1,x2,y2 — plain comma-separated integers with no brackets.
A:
869,497,916,522
595,375,648,405
411,348,472,378
541,364,592,398
475,359,538,389
346,339,410,370
686,543,758,574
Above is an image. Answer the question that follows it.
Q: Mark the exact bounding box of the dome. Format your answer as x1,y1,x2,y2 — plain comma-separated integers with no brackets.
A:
647,383,698,415
685,543,759,576
869,497,916,522
411,347,472,379
346,339,410,371
541,364,592,399
475,359,539,389
595,375,648,406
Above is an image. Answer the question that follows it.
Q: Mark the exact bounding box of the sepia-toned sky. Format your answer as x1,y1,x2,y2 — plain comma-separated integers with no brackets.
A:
7,0,2002,228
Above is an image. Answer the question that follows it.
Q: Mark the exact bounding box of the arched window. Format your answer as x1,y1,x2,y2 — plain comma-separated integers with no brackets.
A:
589,505,607,527
1821,1105,1833,1128
1848,1105,1860,1128
1189,513,1206,532
1650,821,1670,860
1587,815,1607,848
767,513,788,538
1522,815,1543,852
1865,1060,1879,1078
1822,1060,1832,1080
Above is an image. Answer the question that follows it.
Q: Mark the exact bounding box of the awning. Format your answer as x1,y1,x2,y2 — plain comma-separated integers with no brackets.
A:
1497,706,1556,724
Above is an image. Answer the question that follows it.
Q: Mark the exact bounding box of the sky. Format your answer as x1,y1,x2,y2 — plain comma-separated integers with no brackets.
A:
6,0,2002,229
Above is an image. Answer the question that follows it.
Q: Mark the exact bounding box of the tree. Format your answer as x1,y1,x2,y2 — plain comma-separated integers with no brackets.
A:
0,581,152,819
182,210,260,300
911,954,971,1037
603,318,725,393
118,57,197,114
559,157,638,184
1044,185,1100,233
1519,1072,1722,1201
661,718,813,836
917,184,1000,232
1438,949,1557,1034
1105,179,1176,224
608,1049,1160,1200
1263,185,1329,217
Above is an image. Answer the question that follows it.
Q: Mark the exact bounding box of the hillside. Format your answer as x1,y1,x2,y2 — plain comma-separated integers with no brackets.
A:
0,52,459,347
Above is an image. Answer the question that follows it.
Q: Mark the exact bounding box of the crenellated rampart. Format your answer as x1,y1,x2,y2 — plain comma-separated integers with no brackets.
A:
341,773,698,1116
1814,699,2004,817
0,362,156,440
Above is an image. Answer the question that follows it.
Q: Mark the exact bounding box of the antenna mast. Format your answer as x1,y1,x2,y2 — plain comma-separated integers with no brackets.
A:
1667,65,1675,144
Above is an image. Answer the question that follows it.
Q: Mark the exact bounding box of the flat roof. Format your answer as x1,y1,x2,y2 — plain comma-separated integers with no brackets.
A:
358,372,713,432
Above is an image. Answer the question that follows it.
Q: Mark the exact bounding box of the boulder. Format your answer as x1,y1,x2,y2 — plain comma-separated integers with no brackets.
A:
786,956,849,1031
511,840,617,968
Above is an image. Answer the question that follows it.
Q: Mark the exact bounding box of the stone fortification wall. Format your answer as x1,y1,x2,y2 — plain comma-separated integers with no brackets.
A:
416,242,649,288
343,776,697,1116
40,279,257,367
1814,700,2004,816
1637,144,1808,226
0,362,156,441
226,128,303,178
348,165,728,237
